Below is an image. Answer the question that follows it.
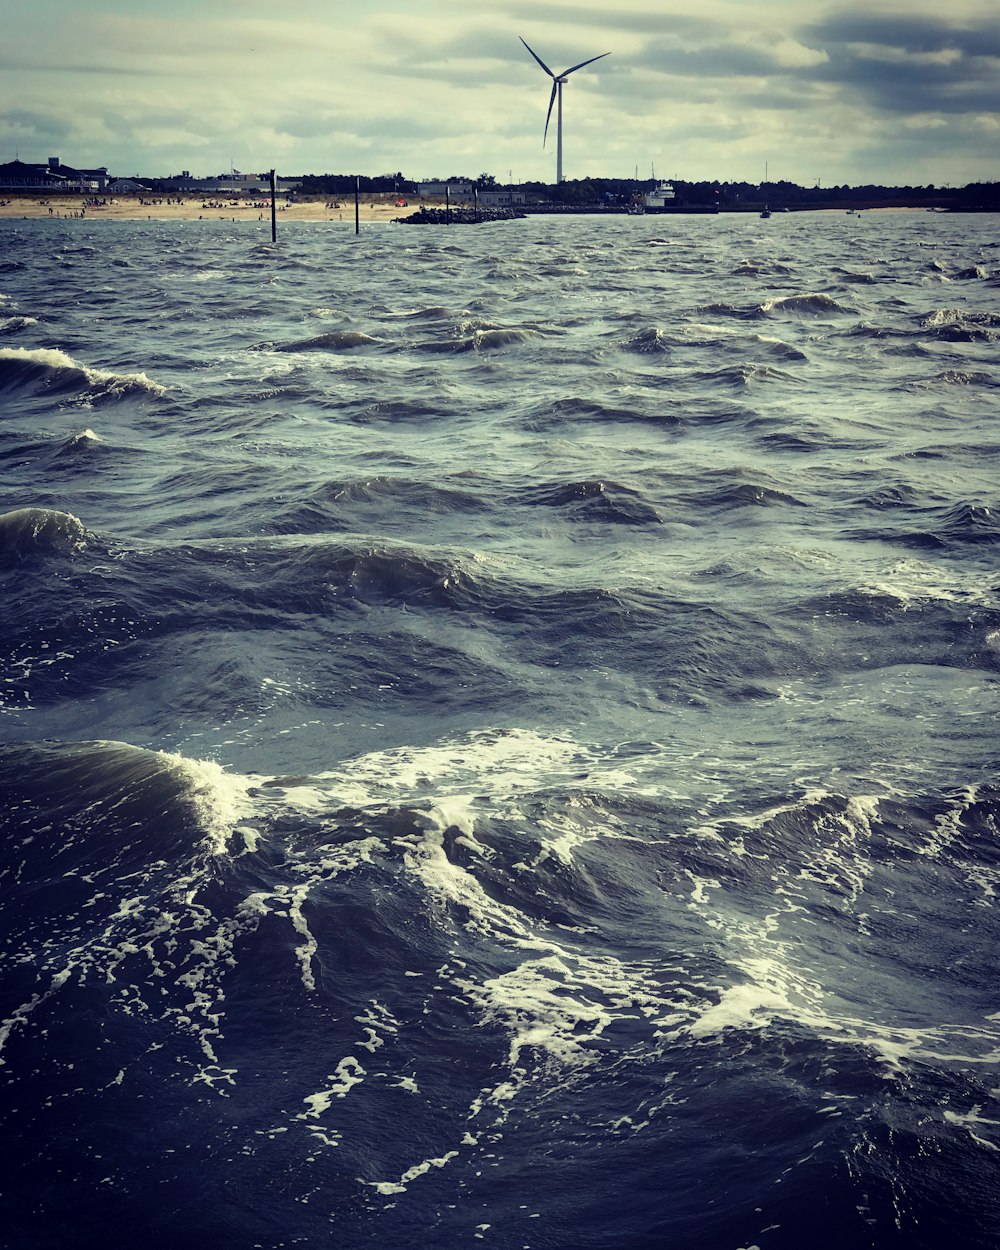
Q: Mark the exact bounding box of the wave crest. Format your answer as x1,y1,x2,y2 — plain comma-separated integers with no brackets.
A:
756,293,850,317
0,346,165,401
268,330,385,352
0,507,88,562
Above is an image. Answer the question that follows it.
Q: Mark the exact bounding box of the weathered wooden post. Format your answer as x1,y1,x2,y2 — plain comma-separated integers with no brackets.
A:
269,169,277,242
355,177,360,235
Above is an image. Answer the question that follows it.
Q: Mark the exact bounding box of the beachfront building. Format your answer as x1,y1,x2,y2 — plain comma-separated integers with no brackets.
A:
0,157,109,193
479,188,527,208
415,182,526,208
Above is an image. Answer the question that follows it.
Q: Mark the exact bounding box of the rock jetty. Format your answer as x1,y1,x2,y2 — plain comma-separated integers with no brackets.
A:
394,206,524,225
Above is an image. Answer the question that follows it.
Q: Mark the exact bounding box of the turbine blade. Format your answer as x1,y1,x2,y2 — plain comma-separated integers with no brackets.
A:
561,51,611,77
543,80,558,147
520,36,555,77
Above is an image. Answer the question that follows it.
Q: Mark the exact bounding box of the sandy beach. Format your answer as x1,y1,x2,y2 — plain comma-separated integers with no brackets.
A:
0,195,931,224
0,194,425,223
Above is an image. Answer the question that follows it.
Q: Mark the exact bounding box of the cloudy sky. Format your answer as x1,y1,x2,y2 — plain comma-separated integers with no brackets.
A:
3,0,998,186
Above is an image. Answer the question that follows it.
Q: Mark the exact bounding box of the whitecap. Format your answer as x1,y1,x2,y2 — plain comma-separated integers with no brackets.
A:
0,506,88,559
0,346,166,399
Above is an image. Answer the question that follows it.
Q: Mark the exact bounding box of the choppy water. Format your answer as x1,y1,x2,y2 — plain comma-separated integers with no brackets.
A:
1,211,999,1249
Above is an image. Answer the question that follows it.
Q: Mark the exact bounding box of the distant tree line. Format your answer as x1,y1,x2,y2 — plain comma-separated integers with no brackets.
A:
711,179,1000,210
290,171,999,211
295,172,415,195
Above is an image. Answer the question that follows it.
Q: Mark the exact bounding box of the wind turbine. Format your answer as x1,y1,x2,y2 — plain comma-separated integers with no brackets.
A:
519,36,610,184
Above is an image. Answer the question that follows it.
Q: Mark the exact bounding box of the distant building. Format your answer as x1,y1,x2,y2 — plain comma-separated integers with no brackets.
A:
0,157,109,193
417,181,475,201
480,188,527,208
415,183,526,207
152,171,297,195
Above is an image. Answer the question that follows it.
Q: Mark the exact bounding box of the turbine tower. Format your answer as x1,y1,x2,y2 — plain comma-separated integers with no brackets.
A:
519,37,610,184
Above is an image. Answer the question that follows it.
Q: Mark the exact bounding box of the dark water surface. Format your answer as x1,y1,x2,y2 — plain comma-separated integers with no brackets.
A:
1,212,999,1248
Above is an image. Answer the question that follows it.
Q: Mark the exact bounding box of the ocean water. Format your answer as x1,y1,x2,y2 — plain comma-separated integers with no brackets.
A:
1,210,999,1249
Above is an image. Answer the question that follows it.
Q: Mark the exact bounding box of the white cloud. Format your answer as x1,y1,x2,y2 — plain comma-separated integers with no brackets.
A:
901,113,950,129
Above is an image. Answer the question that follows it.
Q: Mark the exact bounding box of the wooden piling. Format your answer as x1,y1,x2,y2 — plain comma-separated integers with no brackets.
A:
269,169,277,242
355,177,360,235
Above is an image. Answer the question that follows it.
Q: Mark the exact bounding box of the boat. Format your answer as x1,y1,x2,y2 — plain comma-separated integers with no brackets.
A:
640,181,719,214
643,181,677,211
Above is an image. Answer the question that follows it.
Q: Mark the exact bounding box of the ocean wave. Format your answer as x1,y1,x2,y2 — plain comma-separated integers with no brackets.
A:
0,506,88,563
263,330,386,352
346,396,453,422
0,315,38,335
917,369,1000,389
832,267,878,284
268,476,490,533
937,502,1000,544
305,305,347,319
0,739,257,1095
694,362,805,388
918,308,1000,342
696,300,753,319
853,503,1000,551
620,326,671,353
1,724,995,1243
694,480,807,509
379,306,453,321
48,428,109,469
468,326,542,351
545,396,682,427
415,325,544,353
755,292,851,317
117,538,490,619
0,531,800,699
58,427,104,451
669,321,810,363
0,739,243,871
0,346,166,401
732,259,795,277
519,479,662,525
853,483,921,509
